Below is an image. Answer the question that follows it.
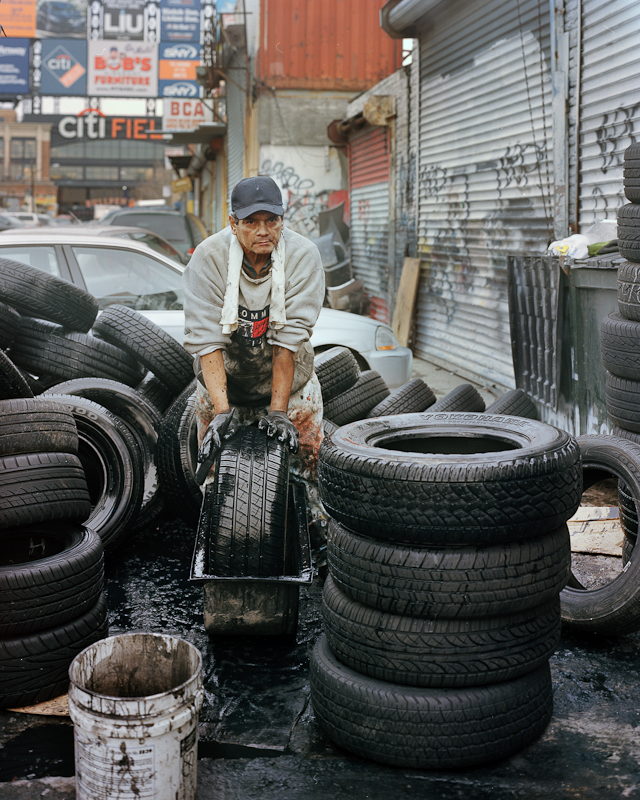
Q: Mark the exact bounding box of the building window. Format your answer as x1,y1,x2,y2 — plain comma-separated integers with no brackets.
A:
85,165,119,180
120,166,154,182
10,137,36,180
50,164,84,180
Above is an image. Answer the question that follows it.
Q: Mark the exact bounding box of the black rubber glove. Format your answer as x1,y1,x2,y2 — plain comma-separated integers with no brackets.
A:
258,410,299,453
195,409,238,485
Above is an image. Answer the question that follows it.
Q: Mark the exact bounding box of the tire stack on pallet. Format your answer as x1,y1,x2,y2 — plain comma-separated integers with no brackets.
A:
0,397,108,709
311,413,583,768
0,257,196,550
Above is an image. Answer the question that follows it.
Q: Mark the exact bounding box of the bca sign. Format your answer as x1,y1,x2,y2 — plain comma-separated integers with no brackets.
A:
163,99,209,132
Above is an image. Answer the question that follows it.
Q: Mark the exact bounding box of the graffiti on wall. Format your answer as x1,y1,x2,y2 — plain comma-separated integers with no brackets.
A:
595,103,640,173
259,157,345,238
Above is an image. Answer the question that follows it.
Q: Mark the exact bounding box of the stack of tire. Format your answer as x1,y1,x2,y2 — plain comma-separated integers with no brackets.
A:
0,397,108,709
0,256,196,552
310,412,582,769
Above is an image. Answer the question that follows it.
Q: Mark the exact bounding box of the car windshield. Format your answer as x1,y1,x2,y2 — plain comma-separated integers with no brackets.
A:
110,214,189,246
0,245,61,276
71,245,184,311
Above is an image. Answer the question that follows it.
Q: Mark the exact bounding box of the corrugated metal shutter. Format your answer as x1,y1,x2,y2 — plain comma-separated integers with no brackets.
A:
578,0,640,228
226,55,245,199
349,126,390,320
414,0,553,389
215,152,224,232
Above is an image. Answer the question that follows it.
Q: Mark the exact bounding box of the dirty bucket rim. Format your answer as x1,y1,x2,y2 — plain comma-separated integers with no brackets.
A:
68,631,203,701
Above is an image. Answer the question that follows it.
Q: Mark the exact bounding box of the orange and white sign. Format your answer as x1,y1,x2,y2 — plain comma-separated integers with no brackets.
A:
88,40,158,97
2,0,37,38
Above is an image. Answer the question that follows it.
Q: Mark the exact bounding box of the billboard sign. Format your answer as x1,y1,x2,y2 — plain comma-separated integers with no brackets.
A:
41,39,87,94
49,109,165,143
88,0,160,41
158,41,200,97
162,97,209,133
36,0,87,39
88,40,158,96
0,39,30,94
160,0,200,43
2,0,37,38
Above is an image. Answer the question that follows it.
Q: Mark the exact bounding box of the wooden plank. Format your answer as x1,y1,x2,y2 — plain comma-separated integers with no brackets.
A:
392,257,421,348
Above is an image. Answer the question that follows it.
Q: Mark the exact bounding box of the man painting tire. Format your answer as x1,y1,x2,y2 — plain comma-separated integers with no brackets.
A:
182,176,325,508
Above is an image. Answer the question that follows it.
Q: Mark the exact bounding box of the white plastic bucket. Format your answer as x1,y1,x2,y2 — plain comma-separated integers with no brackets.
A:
68,633,204,800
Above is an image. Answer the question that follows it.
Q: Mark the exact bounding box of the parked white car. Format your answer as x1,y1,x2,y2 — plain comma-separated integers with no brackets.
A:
0,230,412,388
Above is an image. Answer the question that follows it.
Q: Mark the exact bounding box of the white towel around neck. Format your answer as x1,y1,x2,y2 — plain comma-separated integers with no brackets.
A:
219,231,287,335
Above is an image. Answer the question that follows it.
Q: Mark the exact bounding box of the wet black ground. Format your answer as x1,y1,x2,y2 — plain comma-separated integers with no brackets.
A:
3,510,640,799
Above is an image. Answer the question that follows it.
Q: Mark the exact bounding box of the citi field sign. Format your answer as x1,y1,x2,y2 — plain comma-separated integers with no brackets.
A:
52,109,164,142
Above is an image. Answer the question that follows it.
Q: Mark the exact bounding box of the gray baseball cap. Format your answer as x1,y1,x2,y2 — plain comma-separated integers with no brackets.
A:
231,177,284,219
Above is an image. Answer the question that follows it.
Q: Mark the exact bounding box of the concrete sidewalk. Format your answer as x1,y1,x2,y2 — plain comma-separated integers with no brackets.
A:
411,355,502,406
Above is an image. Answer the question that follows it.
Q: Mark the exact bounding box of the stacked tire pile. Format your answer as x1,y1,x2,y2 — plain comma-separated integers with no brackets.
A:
310,412,582,768
0,397,108,709
0,256,196,553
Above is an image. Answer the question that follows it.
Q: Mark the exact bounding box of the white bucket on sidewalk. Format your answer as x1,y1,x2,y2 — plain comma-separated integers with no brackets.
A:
68,632,204,800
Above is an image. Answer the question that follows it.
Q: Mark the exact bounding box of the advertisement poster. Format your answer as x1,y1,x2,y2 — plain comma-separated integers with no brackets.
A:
0,39,30,94
158,41,200,98
163,97,210,133
159,0,200,43
88,40,158,97
41,39,87,94
89,0,159,41
36,0,87,38
2,0,37,38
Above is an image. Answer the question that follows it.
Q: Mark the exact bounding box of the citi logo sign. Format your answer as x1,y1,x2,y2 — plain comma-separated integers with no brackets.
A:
163,82,197,97
47,53,73,72
44,45,86,88
163,45,198,59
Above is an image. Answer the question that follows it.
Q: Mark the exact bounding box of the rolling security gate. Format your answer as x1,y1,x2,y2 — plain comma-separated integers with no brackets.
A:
414,0,553,389
349,126,390,321
225,52,245,199
578,0,640,228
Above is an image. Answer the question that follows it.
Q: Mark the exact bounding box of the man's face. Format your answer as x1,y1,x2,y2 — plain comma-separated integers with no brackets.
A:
230,211,284,256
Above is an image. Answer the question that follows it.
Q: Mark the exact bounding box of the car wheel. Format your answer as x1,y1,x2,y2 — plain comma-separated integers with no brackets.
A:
428,383,486,412
0,301,20,350
318,413,582,545
44,395,144,553
605,372,640,432
326,518,571,618
202,426,290,578
313,346,361,402
600,313,640,380
10,317,145,388
0,350,34,401
0,591,108,710
366,377,436,418
310,635,553,769
617,260,640,321
484,388,538,418
0,451,90,530
560,435,640,634
0,397,78,457
136,371,176,414
322,575,560,688
0,523,103,638
323,371,389,426
0,256,98,333
92,304,194,394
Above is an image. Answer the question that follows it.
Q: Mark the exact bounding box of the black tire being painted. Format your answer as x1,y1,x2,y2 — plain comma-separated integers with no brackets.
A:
0,397,78,457
10,317,144,387
204,425,289,577
309,635,553,770
366,378,436,418
43,378,163,532
313,346,360,402
617,260,640,321
156,382,201,524
0,523,103,637
605,372,640,433
428,383,486,412
322,576,561,688
0,349,34,401
323,370,389,426
601,313,640,380
327,518,571,618
0,452,90,530
318,412,582,546
45,395,144,553
0,591,108,709
484,388,538,419
0,301,20,350
92,304,194,394
561,435,640,634
0,256,98,333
